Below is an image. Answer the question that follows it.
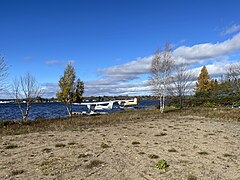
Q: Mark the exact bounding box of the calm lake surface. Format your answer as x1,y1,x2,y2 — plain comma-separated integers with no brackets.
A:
0,100,159,121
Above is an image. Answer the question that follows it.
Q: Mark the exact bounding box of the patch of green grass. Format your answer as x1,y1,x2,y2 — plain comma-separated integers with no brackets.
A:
55,143,66,148
187,174,197,180
101,142,110,148
85,159,105,169
168,148,177,152
155,159,168,170
5,144,18,149
198,151,209,155
148,154,159,159
132,141,141,145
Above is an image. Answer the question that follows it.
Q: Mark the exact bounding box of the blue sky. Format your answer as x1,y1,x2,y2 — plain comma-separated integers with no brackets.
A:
0,0,240,97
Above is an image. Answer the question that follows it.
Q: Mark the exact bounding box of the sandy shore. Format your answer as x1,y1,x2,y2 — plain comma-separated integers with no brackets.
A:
1,116,240,179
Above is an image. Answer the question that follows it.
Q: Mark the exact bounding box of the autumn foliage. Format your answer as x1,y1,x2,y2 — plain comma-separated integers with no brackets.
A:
195,66,214,95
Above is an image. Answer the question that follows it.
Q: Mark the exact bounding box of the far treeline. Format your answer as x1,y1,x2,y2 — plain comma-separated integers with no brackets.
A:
149,43,240,112
0,45,240,121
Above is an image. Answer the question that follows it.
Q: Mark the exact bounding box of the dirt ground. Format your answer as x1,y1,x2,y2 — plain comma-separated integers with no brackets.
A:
1,116,240,180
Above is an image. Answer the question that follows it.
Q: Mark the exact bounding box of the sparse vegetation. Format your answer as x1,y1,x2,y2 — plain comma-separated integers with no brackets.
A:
78,153,92,158
223,153,233,157
55,143,66,148
155,159,168,170
187,174,197,180
198,151,209,155
168,148,177,152
11,169,24,176
85,159,105,169
132,141,141,145
155,132,167,136
148,154,159,159
101,142,110,148
42,148,52,153
5,144,18,149
1,108,240,136
68,142,77,145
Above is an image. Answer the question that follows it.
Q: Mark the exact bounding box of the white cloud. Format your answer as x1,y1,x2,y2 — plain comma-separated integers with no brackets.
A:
46,59,76,66
98,56,153,81
41,33,240,97
173,33,240,60
84,80,150,96
46,60,62,65
222,23,240,35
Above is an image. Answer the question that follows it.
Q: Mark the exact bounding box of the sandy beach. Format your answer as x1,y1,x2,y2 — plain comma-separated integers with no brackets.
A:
1,113,240,180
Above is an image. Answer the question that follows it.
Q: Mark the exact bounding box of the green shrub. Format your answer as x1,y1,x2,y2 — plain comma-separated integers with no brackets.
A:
55,143,66,148
155,159,168,170
187,174,197,180
132,141,140,145
101,142,110,148
203,102,217,108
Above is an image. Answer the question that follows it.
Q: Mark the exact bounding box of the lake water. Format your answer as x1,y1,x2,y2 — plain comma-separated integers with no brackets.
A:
0,100,159,121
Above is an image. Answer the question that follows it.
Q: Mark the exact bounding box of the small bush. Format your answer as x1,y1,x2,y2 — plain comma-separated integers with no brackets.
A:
85,160,105,169
42,148,52,153
155,159,168,170
187,174,197,180
55,143,66,148
203,102,217,108
198,151,209,155
68,142,76,145
155,133,167,136
223,153,233,157
78,153,92,158
132,141,140,145
101,142,110,148
148,154,159,159
11,169,24,176
168,148,177,152
5,144,18,149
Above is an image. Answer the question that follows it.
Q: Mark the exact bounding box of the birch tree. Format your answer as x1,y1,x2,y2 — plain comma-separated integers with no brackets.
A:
0,55,8,93
56,63,84,116
13,73,42,123
169,63,195,108
226,62,240,95
149,44,174,113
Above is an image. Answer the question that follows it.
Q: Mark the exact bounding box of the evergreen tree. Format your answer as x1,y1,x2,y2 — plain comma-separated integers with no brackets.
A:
195,66,214,96
56,63,84,116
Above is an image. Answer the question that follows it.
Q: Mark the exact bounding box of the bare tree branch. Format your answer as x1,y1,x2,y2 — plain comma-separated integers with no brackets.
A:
226,62,240,95
12,73,42,123
169,63,195,108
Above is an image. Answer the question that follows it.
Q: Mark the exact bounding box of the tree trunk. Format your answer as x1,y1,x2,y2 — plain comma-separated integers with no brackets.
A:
162,95,165,113
179,95,183,109
66,104,72,117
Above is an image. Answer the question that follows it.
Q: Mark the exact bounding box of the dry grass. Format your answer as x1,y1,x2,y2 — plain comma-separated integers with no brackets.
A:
0,107,239,136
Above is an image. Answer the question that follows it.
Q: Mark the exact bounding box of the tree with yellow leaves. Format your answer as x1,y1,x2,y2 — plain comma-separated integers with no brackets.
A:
195,66,214,95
